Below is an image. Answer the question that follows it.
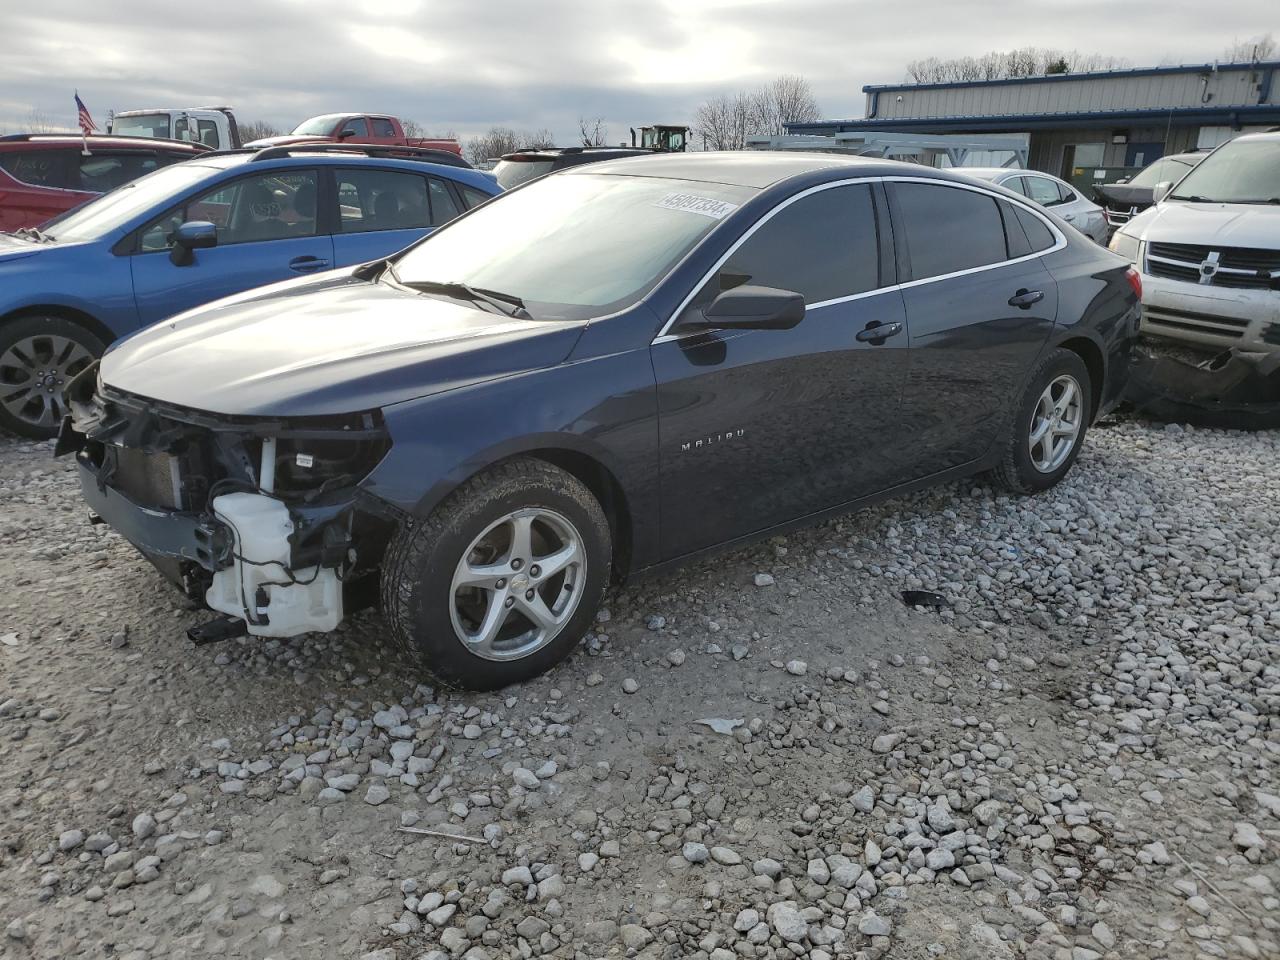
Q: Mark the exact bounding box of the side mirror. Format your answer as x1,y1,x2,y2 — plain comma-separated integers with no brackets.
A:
169,220,217,266
338,129,356,140
691,284,805,331
1152,181,1174,203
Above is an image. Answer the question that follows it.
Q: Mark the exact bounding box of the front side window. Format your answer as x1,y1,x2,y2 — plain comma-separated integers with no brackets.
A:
337,169,429,233
1169,139,1280,203
894,182,1008,280
139,170,318,251
0,149,71,188
392,172,756,320
684,184,880,318
340,118,370,139
370,117,396,138
196,121,220,149
1025,176,1064,207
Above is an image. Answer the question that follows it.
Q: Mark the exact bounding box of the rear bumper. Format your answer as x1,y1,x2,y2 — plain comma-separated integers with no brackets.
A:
1139,273,1280,353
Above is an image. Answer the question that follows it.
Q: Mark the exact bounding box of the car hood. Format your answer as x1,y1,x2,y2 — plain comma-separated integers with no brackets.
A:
1127,201,1280,248
1094,183,1154,207
100,275,586,417
0,234,44,264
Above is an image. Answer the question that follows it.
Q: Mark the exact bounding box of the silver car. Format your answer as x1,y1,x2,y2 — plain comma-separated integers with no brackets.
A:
962,168,1108,244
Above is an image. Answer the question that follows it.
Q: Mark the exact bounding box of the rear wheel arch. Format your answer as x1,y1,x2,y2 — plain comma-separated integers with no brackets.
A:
1057,335,1104,423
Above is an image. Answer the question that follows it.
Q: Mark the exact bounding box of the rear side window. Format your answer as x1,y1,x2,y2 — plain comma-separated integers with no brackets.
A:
197,121,220,149
1025,176,1065,207
428,178,463,225
703,183,881,305
0,149,72,188
894,182,1007,280
370,117,396,138
337,169,430,233
77,153,162,193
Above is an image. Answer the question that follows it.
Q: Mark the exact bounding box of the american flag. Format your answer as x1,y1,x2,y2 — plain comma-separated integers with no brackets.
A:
75,92,97,136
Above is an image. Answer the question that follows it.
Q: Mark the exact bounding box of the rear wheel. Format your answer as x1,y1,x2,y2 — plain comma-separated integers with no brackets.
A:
992,348,1091,493
381,458,611,690
0,316,104,440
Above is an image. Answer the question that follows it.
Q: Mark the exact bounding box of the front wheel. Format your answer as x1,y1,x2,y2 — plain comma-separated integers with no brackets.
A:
992,348,1091,494
381,458,612,690
0,316,105,440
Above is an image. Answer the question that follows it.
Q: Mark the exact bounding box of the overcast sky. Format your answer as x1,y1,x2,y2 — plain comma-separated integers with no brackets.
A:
2,0,1275,144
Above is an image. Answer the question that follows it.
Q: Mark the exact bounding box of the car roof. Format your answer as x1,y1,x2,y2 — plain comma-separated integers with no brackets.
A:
959,167,1053,181
499,147,651,161
570,151,1002,189
0,134,210,152
181,151,498,189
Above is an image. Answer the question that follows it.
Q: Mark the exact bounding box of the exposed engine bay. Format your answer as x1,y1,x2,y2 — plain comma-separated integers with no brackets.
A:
58,363,396,638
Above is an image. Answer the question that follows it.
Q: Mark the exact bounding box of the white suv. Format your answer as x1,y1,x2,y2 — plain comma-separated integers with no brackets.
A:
1108,132,1280,353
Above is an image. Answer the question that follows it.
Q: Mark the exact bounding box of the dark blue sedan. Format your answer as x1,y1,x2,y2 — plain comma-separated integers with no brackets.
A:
0,148,500,437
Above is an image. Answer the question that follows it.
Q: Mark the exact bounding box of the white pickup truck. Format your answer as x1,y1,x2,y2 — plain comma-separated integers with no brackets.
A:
107,107,242,151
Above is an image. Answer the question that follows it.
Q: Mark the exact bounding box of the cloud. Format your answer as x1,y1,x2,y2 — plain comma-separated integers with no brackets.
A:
2,0,1275,143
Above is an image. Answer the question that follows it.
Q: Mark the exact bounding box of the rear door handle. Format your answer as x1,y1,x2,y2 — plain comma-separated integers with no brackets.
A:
1008,289,1044,309
855,320,903,344
289,255,330,273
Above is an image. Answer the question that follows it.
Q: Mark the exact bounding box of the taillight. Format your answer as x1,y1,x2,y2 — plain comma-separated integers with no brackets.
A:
1125,266,1142,300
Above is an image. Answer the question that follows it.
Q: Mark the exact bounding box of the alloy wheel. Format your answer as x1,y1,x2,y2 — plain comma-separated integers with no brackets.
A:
0,334,94,431
449,507,586,661
1028,374,1083,473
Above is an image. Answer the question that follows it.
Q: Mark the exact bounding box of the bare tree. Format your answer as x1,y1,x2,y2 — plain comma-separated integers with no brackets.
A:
693,92,754,151
24,108,64,133
907,48,1128,83
237,119,281,143
578,116,608,147
402,119,459,140
525,128,556,149
750,75,822,136
1222,33,1276,62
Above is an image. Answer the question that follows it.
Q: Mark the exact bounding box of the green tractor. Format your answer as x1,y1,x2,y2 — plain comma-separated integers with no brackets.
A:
630,125,689,152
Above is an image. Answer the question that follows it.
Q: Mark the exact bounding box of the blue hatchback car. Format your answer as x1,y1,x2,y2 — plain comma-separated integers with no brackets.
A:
0,147,501,437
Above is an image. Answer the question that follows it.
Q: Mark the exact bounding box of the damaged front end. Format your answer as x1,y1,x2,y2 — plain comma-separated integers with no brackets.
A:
58,363,397,639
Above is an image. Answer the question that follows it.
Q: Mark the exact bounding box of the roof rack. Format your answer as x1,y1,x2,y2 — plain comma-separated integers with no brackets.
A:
248,142,472,169
0,133,211,149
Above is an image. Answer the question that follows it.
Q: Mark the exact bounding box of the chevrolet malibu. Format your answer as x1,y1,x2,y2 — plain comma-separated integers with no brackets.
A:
64,153,1140,690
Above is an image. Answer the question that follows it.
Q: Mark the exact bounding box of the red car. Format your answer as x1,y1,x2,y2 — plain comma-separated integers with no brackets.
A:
0,135,212,232
244,114,463,157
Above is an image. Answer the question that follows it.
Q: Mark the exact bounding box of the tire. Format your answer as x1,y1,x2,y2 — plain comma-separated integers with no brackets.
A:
381,457,612,691
992,348,1092,494
0,315,105,440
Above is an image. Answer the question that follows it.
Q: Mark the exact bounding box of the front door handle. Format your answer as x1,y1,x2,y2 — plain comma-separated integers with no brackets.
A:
855,320,903,344
1008,289,1044,309
289,255,330,273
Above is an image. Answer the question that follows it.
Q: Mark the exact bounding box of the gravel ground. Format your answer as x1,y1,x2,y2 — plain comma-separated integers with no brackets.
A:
1,419,1277,960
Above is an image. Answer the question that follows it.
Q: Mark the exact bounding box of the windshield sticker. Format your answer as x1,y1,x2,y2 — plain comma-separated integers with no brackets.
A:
654,193,738,219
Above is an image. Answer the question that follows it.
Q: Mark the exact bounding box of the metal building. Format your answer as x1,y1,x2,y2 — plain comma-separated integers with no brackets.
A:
786,60,1280,184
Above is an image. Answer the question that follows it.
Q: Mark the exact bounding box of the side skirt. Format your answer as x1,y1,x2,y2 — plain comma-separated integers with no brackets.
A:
630,454,999,583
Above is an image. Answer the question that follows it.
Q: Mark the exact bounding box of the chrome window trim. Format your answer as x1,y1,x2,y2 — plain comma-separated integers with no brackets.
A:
653,175,1066,344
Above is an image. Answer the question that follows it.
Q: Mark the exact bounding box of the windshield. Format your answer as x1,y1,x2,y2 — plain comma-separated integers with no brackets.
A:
494,159,556,189
36,162,217,243
291,115,344,136
394,173,756,320
111,113,170,139
1169,140,1280,203
1129,155,1197,188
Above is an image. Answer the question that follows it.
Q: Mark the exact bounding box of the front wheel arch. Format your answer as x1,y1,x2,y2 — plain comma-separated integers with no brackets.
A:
2,305,116,350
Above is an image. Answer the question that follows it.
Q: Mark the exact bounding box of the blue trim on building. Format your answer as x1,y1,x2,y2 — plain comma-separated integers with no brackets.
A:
786,104,1280,135
861,60,1280,94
